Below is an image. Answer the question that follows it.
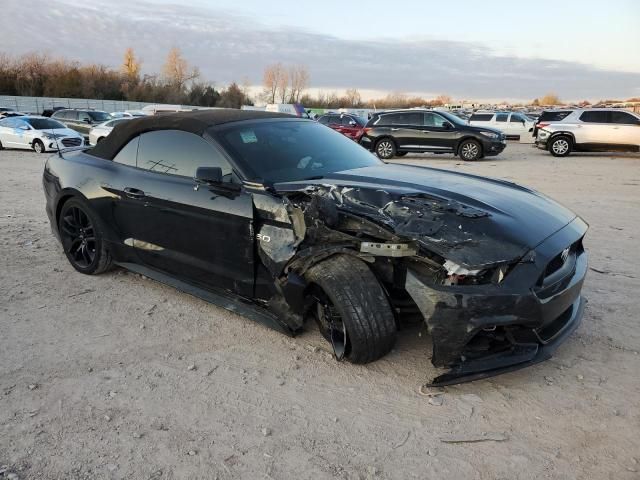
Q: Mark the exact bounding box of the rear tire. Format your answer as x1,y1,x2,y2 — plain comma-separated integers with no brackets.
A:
58,198,113,275
305,255,397,364
375,138,396,160
96,137,104,143
458,139,482,161
0,140,4,150
549,135,572,157
32,139,45,154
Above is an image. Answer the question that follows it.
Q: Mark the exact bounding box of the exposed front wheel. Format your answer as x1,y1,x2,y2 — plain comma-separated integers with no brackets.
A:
58,198,113,275
305,255,397,363
32,139,45,154
375,139,396,159
458,139,482,161
549,136,572,157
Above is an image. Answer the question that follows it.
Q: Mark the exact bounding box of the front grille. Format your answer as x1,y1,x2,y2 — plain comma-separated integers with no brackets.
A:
61,137,82,147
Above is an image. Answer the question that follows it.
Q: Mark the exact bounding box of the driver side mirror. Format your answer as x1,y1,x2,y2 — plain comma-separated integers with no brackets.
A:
195,166,223,184
82,118,91,124
19,124,30,130
443,121,454,130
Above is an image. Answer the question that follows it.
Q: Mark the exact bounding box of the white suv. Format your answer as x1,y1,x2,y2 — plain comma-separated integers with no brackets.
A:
536,108,640,157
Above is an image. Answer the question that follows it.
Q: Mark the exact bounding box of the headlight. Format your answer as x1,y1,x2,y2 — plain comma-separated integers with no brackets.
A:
538,130,549,138
42,133,56,139
480,131,500,139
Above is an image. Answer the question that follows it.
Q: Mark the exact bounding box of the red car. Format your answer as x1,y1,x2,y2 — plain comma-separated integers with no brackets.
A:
317,113,366,141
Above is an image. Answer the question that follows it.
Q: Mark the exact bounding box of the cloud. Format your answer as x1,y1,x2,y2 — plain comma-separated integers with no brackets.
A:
3,0,639,101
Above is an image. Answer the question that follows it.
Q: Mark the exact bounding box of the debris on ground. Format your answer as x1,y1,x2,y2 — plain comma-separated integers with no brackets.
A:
440,432,509,444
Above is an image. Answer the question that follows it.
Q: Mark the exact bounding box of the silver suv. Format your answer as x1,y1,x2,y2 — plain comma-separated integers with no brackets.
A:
536,108,640,157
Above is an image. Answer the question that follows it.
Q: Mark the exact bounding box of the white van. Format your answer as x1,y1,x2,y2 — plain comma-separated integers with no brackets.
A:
469,111,535,140
265,103,308,117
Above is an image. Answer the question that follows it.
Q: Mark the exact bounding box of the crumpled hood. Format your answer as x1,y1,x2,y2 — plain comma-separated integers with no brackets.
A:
274,164,577,268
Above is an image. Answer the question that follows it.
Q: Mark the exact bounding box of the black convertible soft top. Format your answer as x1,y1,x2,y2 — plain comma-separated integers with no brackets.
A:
89,109,294,160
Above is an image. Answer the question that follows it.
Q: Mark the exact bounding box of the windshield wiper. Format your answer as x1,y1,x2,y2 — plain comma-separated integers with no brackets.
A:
301,175,325,181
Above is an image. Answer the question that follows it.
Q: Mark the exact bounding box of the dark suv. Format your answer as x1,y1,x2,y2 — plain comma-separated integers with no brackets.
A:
360,109,506,161
51,109,112,137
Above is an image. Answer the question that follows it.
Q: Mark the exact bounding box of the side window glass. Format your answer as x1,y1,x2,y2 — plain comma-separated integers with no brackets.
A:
495,113,508,122
424,113,448,128
340,115,353,126
112,136,139,167
510,114,523,122
610,111,639,125
137,130,232,179
580,111,608,123
318,116,329,125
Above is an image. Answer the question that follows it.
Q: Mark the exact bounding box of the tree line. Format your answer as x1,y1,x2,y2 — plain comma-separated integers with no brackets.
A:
1,50,636,109
0,49,253,108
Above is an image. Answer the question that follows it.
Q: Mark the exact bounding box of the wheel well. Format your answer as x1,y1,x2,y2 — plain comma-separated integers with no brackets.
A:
455,136,483,155
374,136,397,148
549,132,575,145
55,192,84,227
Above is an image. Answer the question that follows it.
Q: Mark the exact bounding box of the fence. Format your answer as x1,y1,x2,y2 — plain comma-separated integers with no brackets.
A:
0,95,164,114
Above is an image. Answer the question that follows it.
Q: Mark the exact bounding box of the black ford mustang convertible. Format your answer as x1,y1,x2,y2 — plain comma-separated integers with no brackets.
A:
43,110,588,385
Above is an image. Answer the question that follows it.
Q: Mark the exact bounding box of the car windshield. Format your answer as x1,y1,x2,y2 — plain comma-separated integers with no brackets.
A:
214,120,382,184
436,110,467,126
26,118,66,130
88,111,111,122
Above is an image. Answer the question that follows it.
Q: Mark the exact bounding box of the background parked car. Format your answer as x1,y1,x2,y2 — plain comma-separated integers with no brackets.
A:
89,118,132,145
469,111,535,140
532,109,574,137
51,109,112,137
317,112,367,141
536,108,640,157
41,106,66,118
0,107,20,118
360,109,506,161
0,115,83,153
110,110,147,118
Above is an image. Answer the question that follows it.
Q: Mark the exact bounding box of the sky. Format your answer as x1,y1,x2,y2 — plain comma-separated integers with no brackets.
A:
3,0,640,102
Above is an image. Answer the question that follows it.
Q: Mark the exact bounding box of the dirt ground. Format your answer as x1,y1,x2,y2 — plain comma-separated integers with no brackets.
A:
1,142,639,480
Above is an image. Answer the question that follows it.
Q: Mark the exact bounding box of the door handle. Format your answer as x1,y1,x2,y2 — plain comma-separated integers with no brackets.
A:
391,128,400,131
123,187,145,199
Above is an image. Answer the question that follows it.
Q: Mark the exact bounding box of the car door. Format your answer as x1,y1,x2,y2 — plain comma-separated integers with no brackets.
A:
381,112,423,150
577,110,612,145
420,112,457,151
338,115,361,140
609,110,640,148
508,113,528,138
0,118,22,147
493,113,509,135
76,111,93,136
119,129,255,297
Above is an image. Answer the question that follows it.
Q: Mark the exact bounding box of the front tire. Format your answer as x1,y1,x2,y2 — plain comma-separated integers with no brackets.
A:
58,198,113,275
305,255,397,364
458,139,482,161
375,138,396,160
549,135,572,157
32,139,45,154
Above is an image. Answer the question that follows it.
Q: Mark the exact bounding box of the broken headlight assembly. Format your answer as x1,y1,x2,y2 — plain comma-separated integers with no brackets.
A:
442,260,512,286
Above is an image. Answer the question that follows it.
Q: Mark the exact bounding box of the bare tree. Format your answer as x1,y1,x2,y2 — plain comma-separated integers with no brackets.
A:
344,88,361,107
276,65,289,104
262,64,279,104
289,65,309,103
540,93,560,105
162,47,199,91
122,48,141,79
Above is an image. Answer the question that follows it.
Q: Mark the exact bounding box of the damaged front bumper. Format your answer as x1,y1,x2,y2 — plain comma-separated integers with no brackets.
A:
405,217,588,386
